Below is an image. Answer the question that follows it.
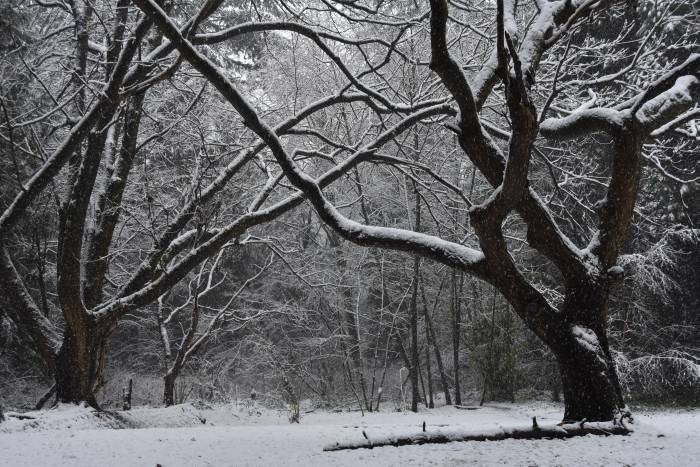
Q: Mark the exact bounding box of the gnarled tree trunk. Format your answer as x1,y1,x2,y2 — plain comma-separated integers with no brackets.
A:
555,342,623,422
549,283,625,422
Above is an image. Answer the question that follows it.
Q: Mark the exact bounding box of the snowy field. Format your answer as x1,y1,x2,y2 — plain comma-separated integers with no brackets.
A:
1,402,697,466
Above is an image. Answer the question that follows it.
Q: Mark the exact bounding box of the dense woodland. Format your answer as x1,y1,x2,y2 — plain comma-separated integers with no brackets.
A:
0,0,697,424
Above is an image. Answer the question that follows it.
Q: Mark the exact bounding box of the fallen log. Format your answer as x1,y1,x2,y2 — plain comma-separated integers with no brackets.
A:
453,405,482,410
4,413,36,421
323,420,631,451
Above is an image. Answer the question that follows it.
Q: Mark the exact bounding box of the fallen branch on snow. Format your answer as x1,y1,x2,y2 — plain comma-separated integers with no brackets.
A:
323,419,632,451
453,405,482,410
3,412,36,421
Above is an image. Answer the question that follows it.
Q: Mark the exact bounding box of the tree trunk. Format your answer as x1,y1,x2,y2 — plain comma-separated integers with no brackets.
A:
35,384,56,410
418,351,428,407
163,371,178,407
409,263,420,412
480,287,498,406
551,285,626,422
451,270,462,405
556,347,621,422
552,321,625,422
54,331,100,407
122,378,133,411
408,161,422,413
551,373,561,403
504,305,515,403
424,337,435,408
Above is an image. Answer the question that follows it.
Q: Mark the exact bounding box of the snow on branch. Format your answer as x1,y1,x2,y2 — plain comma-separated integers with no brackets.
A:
636,75,699,133
0,18,152,239
132,0,490,281
539,108,625,140
193,21,412,112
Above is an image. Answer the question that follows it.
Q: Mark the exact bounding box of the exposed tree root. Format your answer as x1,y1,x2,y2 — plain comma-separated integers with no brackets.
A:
323,419,632,451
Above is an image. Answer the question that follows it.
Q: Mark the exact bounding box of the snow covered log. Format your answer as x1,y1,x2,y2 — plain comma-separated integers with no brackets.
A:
323,421,632,451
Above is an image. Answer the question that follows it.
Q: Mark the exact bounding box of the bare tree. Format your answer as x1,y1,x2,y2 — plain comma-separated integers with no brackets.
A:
132,0,698,423
0,0,387,405
159,249,272,406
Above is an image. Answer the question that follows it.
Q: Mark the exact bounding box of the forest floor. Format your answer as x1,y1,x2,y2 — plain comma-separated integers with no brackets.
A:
0,401,697,466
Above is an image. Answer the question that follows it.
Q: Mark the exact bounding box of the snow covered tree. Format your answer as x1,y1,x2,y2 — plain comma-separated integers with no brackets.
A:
130,0,698,422
1,0,696,424
0,0,353,405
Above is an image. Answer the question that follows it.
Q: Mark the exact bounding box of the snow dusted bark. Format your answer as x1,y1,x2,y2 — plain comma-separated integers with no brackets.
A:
324,418,631,451
0,18,152,240
553,282,626,422
83,93,147,309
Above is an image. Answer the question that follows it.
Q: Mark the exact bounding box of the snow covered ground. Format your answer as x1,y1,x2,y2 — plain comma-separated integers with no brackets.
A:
1,402,697,466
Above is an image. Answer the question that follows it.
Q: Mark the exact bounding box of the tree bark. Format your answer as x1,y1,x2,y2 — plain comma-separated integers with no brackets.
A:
409,264,420,412
84,93,145,308
556,346,621,422
424,335,434,408
451,270,462,405
34,384,56,410
122,378,133,410
550,284,626,422
163,370,178,407
54,325,101,407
